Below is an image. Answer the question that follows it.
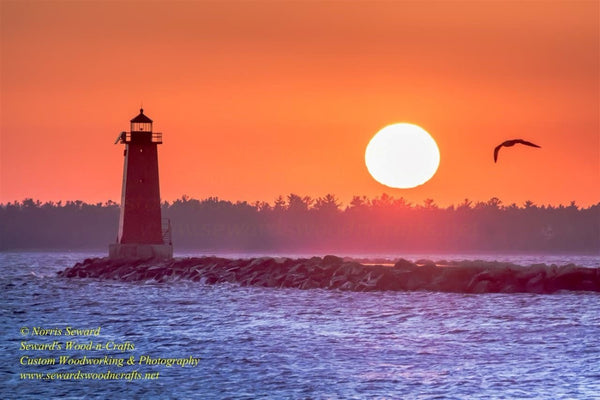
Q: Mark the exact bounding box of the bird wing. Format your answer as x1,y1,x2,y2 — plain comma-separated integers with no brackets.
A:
515,139,541,148
493,143,503,162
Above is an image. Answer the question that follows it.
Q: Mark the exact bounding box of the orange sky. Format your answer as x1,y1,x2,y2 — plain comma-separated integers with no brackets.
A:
1,1,598,208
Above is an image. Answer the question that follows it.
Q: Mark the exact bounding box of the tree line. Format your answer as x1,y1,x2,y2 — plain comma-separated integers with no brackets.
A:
1,195,598,252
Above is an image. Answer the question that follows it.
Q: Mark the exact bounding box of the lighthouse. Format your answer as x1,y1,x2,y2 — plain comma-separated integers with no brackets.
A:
109,109,173,259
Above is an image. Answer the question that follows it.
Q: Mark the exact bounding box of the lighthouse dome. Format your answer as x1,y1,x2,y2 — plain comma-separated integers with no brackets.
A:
131,108,153,123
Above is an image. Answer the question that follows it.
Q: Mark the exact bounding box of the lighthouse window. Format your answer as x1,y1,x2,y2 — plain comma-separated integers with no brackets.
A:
131,122,152,132
140,149,143,153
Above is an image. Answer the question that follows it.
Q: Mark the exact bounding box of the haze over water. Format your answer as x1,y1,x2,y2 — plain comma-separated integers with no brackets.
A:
2,252,599,399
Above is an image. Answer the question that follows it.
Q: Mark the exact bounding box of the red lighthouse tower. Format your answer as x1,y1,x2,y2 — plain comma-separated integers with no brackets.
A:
109,109,173,259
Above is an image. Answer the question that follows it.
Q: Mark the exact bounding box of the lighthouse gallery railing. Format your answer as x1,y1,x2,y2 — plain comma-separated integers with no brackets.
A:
119,132,163,144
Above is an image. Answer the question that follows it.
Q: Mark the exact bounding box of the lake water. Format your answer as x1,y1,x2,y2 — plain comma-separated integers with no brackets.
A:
2,252,599,399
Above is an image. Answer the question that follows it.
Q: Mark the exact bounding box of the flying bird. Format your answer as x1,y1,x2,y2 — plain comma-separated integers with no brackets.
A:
494,139,541,163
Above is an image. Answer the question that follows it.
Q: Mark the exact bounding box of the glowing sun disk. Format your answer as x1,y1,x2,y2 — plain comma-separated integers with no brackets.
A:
365,123,440,189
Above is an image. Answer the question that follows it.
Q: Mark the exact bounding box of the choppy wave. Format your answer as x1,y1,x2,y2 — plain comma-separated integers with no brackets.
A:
2,252,600,399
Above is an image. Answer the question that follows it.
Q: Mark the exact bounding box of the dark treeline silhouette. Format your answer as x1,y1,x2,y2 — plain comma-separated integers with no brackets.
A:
1,195,598,252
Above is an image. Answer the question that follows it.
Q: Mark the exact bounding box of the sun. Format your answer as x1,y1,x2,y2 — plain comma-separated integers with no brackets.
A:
365,123,440,189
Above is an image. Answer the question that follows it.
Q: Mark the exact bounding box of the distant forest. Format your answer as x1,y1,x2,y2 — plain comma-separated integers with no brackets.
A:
1,194,599,253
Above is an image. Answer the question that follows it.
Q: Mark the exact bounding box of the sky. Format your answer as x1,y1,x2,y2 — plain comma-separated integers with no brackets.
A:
1,0,598,208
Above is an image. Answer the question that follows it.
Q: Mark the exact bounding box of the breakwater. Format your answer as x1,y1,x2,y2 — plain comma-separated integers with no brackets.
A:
57,256,600,294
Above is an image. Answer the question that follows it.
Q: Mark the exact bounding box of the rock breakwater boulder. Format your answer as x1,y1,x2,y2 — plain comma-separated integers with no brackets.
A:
57,256,600,294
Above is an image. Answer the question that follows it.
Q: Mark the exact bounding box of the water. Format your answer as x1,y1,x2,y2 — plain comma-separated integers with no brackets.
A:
2,252,599,399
